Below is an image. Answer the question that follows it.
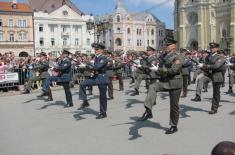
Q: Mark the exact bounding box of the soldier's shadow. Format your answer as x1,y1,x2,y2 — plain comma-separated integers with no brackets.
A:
180,104,209,118
22,97,47,104
37,101,66,110
71,108,99,121
112,117,167,140
203,97,235,104
126,99,143,109
230,110,235,115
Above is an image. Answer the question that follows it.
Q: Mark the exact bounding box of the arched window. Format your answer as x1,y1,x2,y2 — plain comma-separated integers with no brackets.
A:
117,15,121,22
115,38,122,46
127,28,131,34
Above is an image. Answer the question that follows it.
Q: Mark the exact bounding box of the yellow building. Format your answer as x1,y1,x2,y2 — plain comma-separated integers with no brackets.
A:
0,1,34,56
174,0,235,52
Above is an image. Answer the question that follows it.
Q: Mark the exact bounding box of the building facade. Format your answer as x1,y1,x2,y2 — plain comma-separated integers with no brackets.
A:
0,1,34,56
29,0,94,56
96,0,166,51
174,0,235,52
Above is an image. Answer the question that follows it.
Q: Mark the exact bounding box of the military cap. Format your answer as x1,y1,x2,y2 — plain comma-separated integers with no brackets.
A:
62,50,70,55
147,46,156,51
91,42,105,50
164,37,177,46
209,42,220,49
40,52,47,57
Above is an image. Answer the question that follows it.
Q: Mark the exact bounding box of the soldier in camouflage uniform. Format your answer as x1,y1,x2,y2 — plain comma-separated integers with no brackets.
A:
113,53,125,91
105,51,115,100
22,52,49,94
138,38,183,135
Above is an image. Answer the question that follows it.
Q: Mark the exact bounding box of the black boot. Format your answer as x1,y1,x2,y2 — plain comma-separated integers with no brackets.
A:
22,89,30,94
130,88,139,96
191,95,201,102
192,79,196,84
165,126,178,134
208,110,217,115
138,106,153,121
78,100,90,110
227,87,233,94
45,89,53,102
37,92,47,97
64,102,74,108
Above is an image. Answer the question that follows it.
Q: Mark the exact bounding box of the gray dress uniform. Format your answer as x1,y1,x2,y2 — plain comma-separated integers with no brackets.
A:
23,59,49,93
144,50,183,127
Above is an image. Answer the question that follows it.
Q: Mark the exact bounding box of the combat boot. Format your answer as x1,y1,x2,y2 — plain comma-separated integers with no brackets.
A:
138,106,153,121
45,89,53,102
191,95,201,102
130,88,139,96
227,87,233,94
78,100,90,110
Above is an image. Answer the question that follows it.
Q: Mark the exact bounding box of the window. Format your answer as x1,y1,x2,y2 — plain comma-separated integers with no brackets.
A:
115,38,122,46
63,10,68,16
137,40,139,46
9,32,14,41
147,29,149,36
140,40,142,46
75,38,79,46
75,26,79,33
152,40,154,45
147,40,150,45
0,19,2,27
117,27,121,33
63,38,68,46
40,38,44,46
151,29,154,36
51,38,55,46
18,20,26,28
117,15,120,22
127,28,131,34
0,32,3,41
127,39,131,45
139,29,142,35
63,26,67,32
19,32,27,41
86,38,90,46
9,19,13,28
39,24,43,32
50,26,54,33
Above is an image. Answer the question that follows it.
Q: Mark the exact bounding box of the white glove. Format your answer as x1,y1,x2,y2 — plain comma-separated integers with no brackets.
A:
150,64,159,71
137,64,142,68
227,62,233,66
79,63,86,68
198,63,204,68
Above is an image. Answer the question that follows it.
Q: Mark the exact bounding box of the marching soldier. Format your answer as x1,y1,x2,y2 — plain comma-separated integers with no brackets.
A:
227,54,235,94
180,48,190,98
105,51,115,100
22,52,49,94
197,43,225,114
41,50,73,108
138,37,183,135
113,53,125,91
130,46,157,96
78,43,109,119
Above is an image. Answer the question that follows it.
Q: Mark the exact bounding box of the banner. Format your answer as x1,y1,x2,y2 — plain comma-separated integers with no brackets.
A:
0,73,19,83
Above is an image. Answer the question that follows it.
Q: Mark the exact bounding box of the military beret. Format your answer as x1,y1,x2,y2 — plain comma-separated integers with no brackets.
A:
91,42,105,50
147,46,156,51
62,50,70,55
164,37,177,46
209,42,220,49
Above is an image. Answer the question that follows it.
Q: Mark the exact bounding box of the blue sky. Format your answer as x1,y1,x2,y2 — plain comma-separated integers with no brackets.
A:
2,0,174,28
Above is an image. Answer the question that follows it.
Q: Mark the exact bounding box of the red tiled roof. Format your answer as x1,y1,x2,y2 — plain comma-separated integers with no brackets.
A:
0,1,32,13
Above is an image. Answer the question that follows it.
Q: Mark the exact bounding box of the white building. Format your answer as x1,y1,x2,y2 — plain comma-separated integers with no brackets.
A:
96,0,166,52
29,0,94,56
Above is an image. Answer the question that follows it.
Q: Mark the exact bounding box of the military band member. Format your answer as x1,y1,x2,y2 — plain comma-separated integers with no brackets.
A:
113,53,125,91
138,37,183,135
22,52,49,94
78,43,109,119
180,48,190,98
41,50,73,108
197,43,225,114
227,54,235,94
105,51,115,100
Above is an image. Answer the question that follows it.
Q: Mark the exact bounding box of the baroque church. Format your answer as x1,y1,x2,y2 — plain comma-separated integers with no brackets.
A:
174,0,235,52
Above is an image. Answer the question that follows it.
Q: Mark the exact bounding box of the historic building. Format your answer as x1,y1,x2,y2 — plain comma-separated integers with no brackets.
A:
174,0,235,52
29,0,94,56
0,1,34,56
95,0,166,51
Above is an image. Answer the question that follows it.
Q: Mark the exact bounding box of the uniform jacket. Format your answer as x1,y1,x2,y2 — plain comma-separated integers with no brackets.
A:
57,57,72,82
106,57,114,77
94,54,109,85
35,60,49,79
157,50,183,90
204,53,225,83
114,59,124,74
181,54,190,76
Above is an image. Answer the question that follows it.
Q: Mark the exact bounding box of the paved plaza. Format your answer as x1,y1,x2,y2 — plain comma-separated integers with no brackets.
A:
0,80,234,155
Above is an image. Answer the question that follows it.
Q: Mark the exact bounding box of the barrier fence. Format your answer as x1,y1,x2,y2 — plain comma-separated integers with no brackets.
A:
0,64,132,90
